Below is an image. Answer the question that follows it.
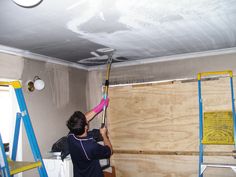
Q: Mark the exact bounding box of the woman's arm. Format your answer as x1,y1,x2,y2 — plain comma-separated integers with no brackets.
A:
85,98,109,122
85,110,97,122
100,127,113,154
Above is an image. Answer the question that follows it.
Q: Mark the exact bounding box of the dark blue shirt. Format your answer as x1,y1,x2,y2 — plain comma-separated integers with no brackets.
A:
67,133,111,177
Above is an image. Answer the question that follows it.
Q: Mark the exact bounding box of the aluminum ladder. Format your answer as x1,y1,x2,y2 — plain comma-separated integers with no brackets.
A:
0,81,48,177
198,70,236,177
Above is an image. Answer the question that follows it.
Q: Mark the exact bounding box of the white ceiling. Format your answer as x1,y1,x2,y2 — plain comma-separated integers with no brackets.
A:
0,0,236,67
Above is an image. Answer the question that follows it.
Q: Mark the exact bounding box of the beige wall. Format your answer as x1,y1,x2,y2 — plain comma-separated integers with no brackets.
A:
0,53,88,177
0,53,25,79
107,52,236,84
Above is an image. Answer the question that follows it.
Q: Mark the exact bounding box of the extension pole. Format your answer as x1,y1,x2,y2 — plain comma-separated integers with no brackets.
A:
101,54,113,128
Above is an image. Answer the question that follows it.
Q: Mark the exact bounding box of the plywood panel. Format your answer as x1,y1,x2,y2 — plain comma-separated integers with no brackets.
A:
111,154,236,177
108,81,199,151
201,78,232,112
108,78,234,151
107,77,236,177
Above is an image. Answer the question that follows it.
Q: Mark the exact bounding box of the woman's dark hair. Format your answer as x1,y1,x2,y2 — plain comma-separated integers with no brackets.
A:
66,111,87,136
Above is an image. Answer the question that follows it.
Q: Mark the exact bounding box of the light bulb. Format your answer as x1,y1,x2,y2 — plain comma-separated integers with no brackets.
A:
12,0,42,7
34,79,45,90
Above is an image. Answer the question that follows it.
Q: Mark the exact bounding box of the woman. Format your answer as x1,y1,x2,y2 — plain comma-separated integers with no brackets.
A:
67,98,112,177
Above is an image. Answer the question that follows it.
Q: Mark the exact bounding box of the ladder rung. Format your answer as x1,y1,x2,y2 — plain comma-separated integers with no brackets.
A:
8,160,42,175
201,163,236,174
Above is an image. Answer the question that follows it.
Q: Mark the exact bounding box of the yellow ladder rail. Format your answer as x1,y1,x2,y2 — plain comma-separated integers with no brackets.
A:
0,81,22,88
8,160,42,175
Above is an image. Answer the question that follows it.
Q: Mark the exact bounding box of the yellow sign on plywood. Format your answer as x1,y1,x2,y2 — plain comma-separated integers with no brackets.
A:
202,111,234,145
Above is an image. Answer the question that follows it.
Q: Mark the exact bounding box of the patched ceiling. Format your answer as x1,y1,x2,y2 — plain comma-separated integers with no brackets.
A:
0,0,236,67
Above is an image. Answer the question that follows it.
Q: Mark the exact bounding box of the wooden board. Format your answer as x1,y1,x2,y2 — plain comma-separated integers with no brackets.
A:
108,81,199,151
111,154,236,177
108,78,234,151
107,77,236,177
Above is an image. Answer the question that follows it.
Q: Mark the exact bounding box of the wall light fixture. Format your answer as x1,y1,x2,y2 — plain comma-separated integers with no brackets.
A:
27,76,45,92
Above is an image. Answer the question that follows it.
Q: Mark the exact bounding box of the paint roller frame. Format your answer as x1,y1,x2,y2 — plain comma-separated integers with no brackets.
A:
98,48,115,128
97,48,114,171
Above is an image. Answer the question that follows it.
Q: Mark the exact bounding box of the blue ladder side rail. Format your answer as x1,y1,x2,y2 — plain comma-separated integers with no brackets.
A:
230,77,236,148
0,82,48,177
0,133,11,177
13,88,48,177
198,72,236,177
198,79,204,177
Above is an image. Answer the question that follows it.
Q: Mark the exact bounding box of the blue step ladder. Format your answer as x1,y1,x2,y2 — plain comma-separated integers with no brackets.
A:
0,81,48,177
198,70,236,177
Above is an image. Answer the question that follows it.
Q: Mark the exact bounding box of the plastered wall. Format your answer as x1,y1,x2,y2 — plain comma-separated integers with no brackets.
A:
0,53,88,177
107,52,236,84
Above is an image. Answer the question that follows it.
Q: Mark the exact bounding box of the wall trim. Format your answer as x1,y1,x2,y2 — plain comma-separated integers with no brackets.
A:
0,45,88,70
1,44,236,72
88,47,236,71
